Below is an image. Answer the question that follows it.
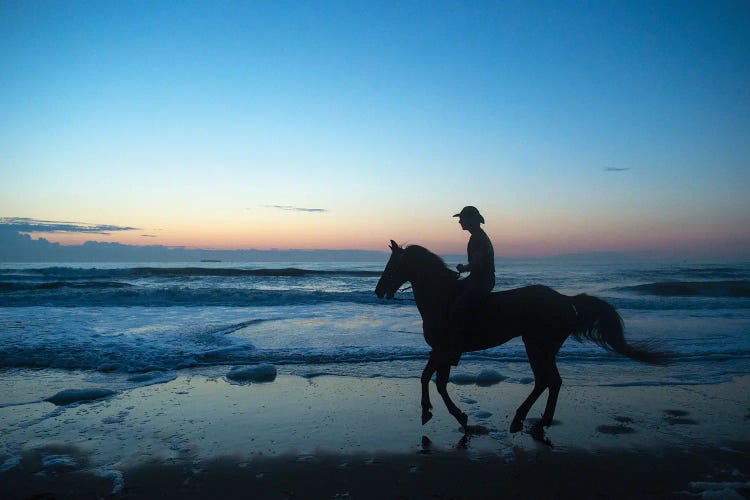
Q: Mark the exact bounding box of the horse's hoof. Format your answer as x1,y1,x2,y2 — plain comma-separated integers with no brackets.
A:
422,412,433,425
509,419,523,433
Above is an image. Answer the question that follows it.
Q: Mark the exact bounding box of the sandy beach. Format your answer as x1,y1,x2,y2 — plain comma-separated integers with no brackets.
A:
2,370,749,498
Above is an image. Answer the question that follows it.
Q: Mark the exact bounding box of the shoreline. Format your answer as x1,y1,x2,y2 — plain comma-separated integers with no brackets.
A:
2,371,749,498
5,440,750,499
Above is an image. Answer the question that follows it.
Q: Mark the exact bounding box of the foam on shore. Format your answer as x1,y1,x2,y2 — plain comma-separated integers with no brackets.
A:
45,388,116,406
226,364,277,383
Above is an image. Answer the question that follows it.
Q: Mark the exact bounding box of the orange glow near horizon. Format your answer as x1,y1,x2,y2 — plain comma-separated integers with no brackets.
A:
16,198,749,258
23,211,750,259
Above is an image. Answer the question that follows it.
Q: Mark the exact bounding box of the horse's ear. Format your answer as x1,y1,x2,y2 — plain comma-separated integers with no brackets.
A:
389,240,400,252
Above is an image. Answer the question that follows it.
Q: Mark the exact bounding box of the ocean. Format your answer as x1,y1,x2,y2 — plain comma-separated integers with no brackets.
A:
1,259,749,393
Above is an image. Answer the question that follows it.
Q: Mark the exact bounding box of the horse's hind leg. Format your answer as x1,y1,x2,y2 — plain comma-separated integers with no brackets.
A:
510,340,548,433
540,359,562,427
510,383,547,432
435,365,468,429
421,357,436,424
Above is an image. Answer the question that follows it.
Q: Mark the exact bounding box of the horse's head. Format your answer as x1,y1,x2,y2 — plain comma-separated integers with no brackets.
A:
375,240,409,300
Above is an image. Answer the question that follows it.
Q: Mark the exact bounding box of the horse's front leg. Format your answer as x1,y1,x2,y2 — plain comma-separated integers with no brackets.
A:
435,365,468,429
421,357,436,424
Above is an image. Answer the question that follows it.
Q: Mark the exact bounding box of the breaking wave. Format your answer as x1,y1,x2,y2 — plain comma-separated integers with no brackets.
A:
1,332,747,373
618,280,750,298
0,281,133,291
0,287,393,307
0,266,381,280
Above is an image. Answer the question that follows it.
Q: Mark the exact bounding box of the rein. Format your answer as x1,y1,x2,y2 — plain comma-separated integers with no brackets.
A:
393,272,459,301
391,284,414,302
385,247,462,302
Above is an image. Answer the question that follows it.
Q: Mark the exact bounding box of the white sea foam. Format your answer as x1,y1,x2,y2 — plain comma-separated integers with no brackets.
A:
226,364,277,383
688,480,750,499
0,455,21,472
0,308,265,373
41,454,78,470
45,388,116,406
451,370,506,386
97,468,125,494
126,371,178,386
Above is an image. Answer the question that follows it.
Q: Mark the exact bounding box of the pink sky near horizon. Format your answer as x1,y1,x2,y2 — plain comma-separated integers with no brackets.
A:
21,210,750,259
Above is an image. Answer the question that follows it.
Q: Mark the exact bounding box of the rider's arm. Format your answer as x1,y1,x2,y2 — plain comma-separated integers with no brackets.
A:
457,250,487,273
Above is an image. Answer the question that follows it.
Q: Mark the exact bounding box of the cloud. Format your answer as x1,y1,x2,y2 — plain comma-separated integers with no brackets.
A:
263,205,328,213
141,234,157,238
0,217,140,234
603,167,631,172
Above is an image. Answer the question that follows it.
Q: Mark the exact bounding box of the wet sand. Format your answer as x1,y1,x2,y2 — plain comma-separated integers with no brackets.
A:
2,371,749,498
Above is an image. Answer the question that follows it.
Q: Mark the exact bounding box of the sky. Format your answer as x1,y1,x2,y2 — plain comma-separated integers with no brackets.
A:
1,1,748,258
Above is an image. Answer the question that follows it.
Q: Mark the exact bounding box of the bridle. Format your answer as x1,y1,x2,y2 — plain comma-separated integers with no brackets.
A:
380,251,414,300
379,246,461,302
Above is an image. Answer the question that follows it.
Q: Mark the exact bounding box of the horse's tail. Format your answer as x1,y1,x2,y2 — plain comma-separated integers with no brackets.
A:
571,294,670,365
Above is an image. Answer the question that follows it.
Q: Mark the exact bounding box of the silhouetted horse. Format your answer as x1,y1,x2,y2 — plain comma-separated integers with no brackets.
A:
375,241,669,433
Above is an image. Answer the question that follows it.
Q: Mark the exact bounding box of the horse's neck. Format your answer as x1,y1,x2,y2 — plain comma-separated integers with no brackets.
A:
410,274,454,317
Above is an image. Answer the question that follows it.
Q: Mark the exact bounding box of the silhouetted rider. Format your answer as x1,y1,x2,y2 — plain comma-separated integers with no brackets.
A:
446,206,495,363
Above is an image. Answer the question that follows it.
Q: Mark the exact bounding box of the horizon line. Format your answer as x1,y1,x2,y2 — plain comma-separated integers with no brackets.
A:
4,230,749,262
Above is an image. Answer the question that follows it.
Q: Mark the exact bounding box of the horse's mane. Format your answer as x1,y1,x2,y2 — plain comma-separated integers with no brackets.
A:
404,245,459,279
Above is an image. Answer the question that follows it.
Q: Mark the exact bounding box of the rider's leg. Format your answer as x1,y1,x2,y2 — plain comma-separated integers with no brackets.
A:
447,282,478,365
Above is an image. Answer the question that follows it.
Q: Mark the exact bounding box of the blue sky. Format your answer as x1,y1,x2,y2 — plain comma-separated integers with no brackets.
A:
1,1,748,257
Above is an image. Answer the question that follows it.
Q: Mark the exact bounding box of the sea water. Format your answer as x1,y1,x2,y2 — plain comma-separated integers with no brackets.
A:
1,259,749,393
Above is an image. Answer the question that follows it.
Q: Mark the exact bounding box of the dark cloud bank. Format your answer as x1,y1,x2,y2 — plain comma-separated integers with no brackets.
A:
0,217,139,234
264,205,327,213
0,230,387,262
0,217,385,262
